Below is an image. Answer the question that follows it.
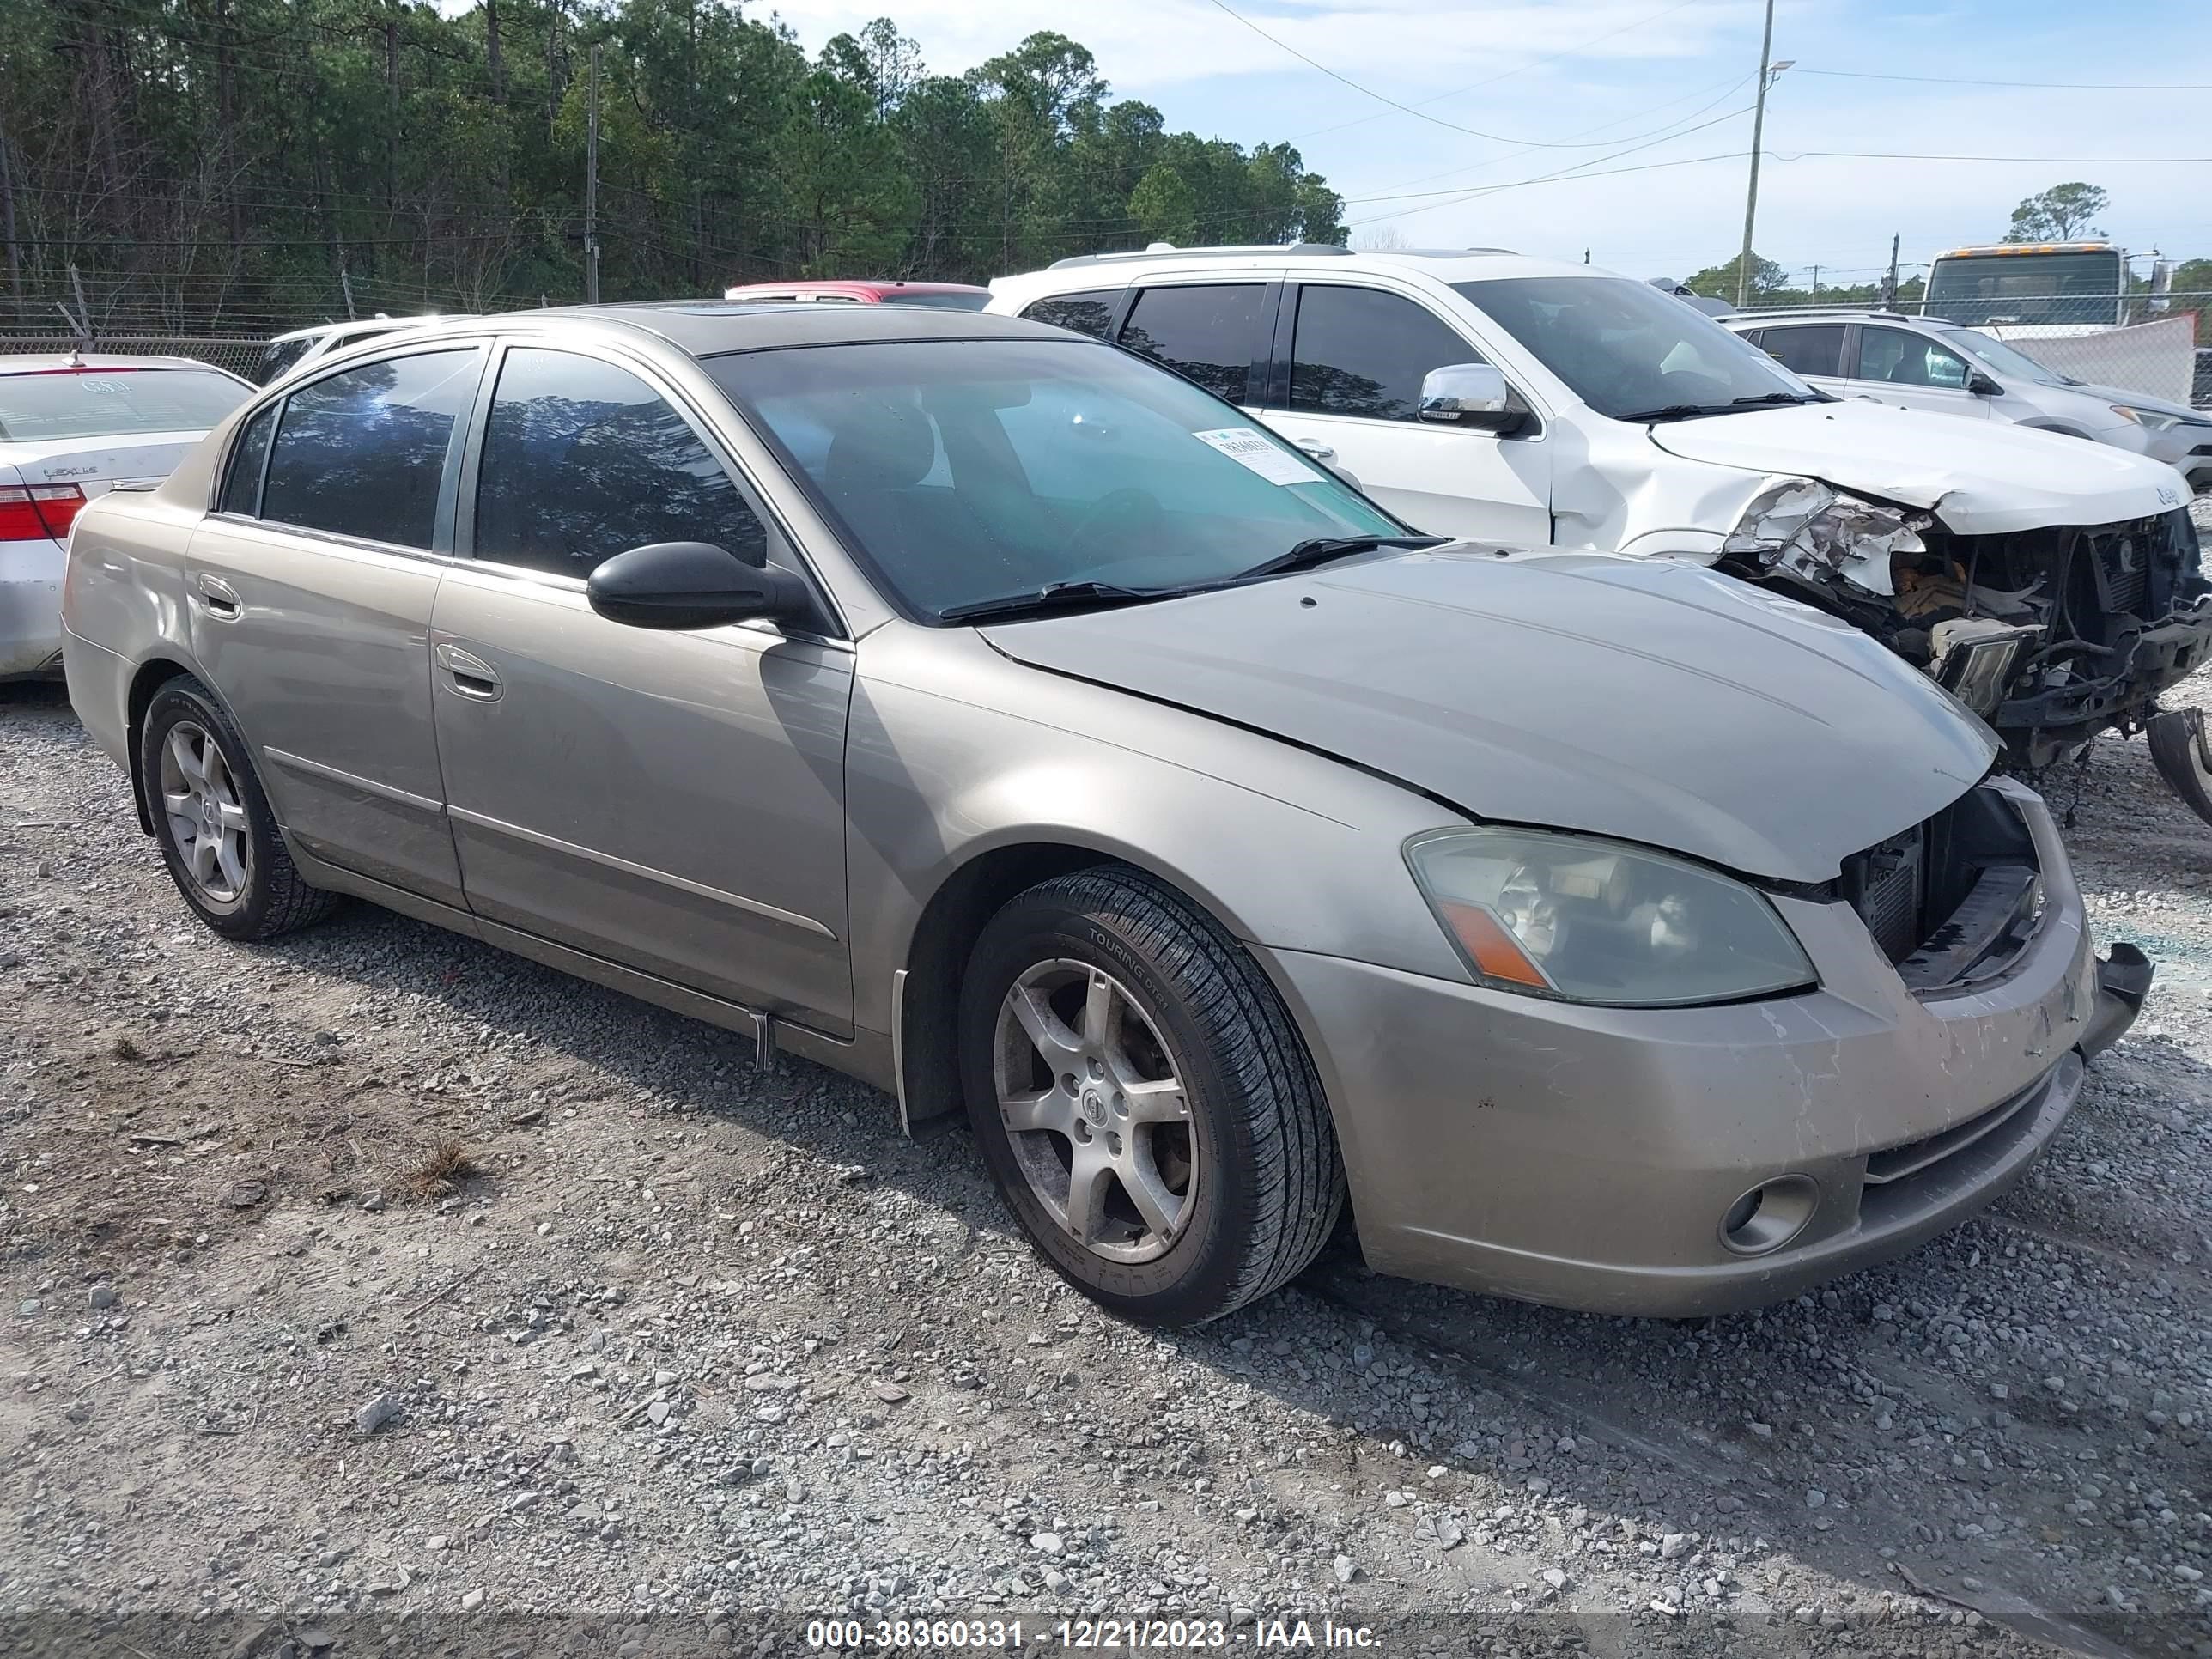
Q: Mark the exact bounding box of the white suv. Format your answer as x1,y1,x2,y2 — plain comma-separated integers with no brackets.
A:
988,246,2212,818
1726,307,2212,495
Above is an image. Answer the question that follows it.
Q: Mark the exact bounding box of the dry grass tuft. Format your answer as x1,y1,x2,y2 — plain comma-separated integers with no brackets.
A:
111,1035,143,1062
405,1139,481,1199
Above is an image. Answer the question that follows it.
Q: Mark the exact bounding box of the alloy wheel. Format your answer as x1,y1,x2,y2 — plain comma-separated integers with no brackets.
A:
991,958,1197,1264
158,720,252,904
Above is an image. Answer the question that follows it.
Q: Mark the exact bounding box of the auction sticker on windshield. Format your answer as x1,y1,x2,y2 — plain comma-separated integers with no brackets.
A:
1193,427,1322,486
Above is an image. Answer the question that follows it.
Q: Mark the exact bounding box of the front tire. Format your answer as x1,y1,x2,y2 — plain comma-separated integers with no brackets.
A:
2148,708,2212,829
139,676,339,940
958,866,1343,1326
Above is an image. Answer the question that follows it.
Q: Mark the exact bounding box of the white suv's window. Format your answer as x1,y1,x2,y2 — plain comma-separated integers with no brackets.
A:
1455,275,1813,421
1287,285,1484,422
1116,284,1269,404
1755,325,1846,379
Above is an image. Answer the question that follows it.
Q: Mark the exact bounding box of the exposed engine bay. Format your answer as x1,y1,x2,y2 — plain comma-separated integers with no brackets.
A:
1716,479,2212,817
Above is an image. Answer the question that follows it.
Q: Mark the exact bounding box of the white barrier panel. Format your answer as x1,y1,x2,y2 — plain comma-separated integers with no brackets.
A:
2002,314,2199,404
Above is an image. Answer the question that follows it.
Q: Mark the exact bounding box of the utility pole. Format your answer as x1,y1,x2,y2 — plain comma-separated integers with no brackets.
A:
1808,264,1820,302
1881,233,1900,308
1734,0,1787,310
584,43,601,304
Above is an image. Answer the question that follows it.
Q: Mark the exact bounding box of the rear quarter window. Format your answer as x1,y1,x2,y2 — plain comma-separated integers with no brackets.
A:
1020,290,1121,337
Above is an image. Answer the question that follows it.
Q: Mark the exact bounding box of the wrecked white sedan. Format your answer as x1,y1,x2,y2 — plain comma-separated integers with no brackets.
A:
992,251,2212,820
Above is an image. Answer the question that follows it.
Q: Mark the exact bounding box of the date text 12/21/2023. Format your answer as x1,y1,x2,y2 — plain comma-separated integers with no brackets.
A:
803,1617,1383,1650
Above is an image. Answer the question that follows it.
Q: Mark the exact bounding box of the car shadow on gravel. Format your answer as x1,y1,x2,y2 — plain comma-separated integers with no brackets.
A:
6,677,2201,1656
202,881,2198,1659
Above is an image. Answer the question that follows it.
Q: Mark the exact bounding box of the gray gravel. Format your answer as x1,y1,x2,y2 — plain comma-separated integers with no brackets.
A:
3,669,2209,1657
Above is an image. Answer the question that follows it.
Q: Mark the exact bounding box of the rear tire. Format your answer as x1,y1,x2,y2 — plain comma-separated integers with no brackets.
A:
139,676,340,940
958,866,1342,1326
2148,708,2212,829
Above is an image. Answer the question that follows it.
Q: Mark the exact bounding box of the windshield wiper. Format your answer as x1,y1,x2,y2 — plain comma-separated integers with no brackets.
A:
938,580,1176,624
1616,403,1727,423
1234,533,1449,583
1731,391,1818,406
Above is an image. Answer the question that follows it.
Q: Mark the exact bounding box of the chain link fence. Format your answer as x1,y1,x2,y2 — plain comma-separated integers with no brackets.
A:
0,332,269,380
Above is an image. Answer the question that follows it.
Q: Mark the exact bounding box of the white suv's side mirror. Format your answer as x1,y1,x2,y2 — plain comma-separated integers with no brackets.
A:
1419,363,1526,434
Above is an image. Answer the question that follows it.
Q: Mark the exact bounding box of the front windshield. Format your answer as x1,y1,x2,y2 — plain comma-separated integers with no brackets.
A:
1451,275,1817,420
1936,327,2073,386
709,339,1401,620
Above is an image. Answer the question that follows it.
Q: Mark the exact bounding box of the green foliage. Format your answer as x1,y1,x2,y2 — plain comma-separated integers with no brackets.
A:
1684,252,1791,301
0,3,1344,328
2004,182,2109,244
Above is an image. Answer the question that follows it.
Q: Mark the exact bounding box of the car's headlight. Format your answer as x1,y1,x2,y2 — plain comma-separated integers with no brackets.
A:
2109,404,2194,432
1722,476,1929,598
1405,828,1817,1007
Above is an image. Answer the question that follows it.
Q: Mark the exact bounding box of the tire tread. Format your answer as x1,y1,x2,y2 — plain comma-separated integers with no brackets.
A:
1004,866,1343,1321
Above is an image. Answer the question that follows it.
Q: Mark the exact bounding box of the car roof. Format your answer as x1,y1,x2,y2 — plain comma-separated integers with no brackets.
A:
992,246,1632,306
265,315,459,346
722,280,990,299
0,353,245,376
389,301,1078,356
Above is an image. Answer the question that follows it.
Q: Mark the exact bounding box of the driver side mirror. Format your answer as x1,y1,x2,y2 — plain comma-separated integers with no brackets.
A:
586,541,815,631
1419,363,1528,435
1966,371,2002,396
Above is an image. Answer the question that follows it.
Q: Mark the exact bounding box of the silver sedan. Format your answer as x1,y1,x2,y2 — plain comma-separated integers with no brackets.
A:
58,303,2149,1323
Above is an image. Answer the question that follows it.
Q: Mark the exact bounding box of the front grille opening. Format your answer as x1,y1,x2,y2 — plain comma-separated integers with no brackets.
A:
1842,784,2043,990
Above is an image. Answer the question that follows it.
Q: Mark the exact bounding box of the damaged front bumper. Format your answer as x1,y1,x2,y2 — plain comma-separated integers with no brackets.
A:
1262,779,2152,1318
1995,592,2212,733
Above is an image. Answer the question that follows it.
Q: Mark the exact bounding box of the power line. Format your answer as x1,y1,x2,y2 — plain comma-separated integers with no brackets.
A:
1285,0,1715,143
1777,149,2212,164
1350,101,1759,228
1791,67,2212,92
1203,0,1736,150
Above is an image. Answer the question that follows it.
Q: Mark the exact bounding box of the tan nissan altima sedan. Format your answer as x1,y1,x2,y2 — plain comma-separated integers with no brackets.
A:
58,302,2151,1325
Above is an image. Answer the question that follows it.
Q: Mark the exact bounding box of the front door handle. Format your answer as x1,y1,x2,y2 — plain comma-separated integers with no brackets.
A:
1292,439,1337,462
434,641,501,702
194,574,243,620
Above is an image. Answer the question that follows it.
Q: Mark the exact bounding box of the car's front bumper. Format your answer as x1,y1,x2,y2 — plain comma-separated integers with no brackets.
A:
0,535,66,678
1996,592,2212,737
1261,781,2145,1318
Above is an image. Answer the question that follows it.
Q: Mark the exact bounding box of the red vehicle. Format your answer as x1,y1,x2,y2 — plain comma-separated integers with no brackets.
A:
720,279,991,311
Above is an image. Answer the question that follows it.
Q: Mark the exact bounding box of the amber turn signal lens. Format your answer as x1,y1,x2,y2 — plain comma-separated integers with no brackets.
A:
1438,900,1552,990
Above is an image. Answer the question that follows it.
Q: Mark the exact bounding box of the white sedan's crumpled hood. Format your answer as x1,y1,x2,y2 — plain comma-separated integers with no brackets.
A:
1646,400,2188,535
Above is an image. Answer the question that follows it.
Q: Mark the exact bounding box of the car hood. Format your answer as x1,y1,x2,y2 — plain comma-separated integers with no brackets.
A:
981,548,1997,884
1644,399,2186,534
2066,381,2211,422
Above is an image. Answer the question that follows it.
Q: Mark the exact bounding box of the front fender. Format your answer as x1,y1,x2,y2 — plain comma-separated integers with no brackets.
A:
841,626,1469,1042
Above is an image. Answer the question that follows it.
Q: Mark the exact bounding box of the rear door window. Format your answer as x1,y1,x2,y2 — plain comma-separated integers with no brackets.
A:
1758,325,1846,378
261,350,478,550
1287,284,1484,421
471,347,769,577
1020,289,1121,339
1115,284,1268,404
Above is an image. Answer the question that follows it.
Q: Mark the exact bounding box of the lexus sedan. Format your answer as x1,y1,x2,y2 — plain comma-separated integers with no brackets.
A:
59,303,2149,1324
2,353,252,678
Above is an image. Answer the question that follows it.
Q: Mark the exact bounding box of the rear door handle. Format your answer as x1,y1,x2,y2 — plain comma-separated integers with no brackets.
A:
194,574,242,619
434,641,501,702
1292,439,1337,462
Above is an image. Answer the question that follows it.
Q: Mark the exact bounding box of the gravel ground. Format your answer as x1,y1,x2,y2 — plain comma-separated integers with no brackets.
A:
4,622,2212,1657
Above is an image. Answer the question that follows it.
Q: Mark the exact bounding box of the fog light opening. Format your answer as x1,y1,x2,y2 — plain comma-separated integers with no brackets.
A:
1719,1175,1818,1256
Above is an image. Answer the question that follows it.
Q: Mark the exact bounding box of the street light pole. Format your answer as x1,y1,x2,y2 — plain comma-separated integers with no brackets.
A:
1735,0,1781,310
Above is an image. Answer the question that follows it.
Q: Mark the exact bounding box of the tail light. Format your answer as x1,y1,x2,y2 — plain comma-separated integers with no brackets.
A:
0,483,87,542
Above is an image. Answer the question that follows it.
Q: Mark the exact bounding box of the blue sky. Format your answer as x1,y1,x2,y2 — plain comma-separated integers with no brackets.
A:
760,0,2212,284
